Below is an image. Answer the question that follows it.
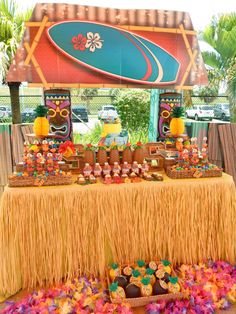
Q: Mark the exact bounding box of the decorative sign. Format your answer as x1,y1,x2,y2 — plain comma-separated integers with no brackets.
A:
44,89,72,140
158,92,182,139
47,21,180,85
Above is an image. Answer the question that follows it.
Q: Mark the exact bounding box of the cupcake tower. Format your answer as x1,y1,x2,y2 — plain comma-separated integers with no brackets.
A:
108,260,181,301
167,137,222,178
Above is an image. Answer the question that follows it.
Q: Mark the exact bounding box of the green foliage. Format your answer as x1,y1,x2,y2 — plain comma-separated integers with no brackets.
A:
227,58,236,122
200,13,236,121
114,89,150,133
80,88,99,100
34,105,48,117
80,88,99,113
0,0,32,83
198,85,219,103
128,129,148,144
183,90,193,108
73,123,102,145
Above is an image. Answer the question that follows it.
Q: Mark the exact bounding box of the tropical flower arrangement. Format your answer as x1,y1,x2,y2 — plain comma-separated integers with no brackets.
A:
98,142,107,150
123,142,132,150
84,143,94,151
110,142,119,150
133,141,143,149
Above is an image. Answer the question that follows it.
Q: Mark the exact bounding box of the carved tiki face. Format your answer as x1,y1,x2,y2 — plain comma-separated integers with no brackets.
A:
158,102,173,138
44,89,72,140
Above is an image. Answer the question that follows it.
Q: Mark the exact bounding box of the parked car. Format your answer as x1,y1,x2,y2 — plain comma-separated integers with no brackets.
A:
72,105,89,122
0,106,11,119
98,105,118,122
186,105,214,121
214,103,230,121
21,108,35,123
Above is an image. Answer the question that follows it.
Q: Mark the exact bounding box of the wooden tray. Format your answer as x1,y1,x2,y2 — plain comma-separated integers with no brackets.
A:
166,167,222,179
8,174,73,187
107,264,183,308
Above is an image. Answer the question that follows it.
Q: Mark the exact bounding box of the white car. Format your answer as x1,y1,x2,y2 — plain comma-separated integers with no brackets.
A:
186,105,214,121
98,105,118,122
0,106,11,119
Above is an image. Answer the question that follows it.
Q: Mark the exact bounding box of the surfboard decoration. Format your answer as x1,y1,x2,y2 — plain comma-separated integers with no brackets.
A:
47,21,180,85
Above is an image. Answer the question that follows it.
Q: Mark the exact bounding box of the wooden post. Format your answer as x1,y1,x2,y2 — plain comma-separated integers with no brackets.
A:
148,89,160,141
8,82,22,124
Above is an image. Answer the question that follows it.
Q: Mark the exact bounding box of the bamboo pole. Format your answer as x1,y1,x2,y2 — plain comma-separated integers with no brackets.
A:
24,16,49,66
179,24,197,70
24,43,49,89
176,50,198,90
25,21,197,35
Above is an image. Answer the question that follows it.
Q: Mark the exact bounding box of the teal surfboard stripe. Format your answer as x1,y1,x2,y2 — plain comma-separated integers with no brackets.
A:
48,21,180,84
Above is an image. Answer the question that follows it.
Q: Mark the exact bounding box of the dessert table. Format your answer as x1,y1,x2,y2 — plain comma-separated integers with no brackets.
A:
0,173,235,299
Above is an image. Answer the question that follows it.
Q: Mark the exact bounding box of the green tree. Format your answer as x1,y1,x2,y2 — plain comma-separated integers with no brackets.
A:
200,13,236,122
109,88,121,104
0,0,32,123
80,88,98,114
114,89,150,133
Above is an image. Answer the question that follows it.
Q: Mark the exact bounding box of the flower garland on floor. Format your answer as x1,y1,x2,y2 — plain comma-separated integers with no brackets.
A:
2,277,132,314
146,260,236,314
2,261,236,314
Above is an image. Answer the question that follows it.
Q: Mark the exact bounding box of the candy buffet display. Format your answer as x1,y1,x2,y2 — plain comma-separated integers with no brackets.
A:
108,260,182,307
77,161,163,185
166,137,222,179
8,140,73,187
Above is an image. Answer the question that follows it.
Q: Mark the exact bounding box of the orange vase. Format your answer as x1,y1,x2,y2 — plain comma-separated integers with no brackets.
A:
97,149,108,165
109,149,120,165
122,148,133,164
133,147,144,164
84,150,95,165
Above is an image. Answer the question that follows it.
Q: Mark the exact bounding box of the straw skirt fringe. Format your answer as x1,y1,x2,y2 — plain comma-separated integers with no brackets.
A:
0,174,235,297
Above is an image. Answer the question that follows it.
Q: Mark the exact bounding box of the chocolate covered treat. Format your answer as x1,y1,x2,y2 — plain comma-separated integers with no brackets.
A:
155,269,170,283
125,283,141,298
153,279,168,295
114,275,128,289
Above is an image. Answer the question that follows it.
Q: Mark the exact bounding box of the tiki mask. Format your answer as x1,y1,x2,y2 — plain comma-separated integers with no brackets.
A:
158,93,182,139
44,89,72,140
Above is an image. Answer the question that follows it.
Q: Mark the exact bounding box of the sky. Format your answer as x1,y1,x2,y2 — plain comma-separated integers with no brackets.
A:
17,0,236,31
